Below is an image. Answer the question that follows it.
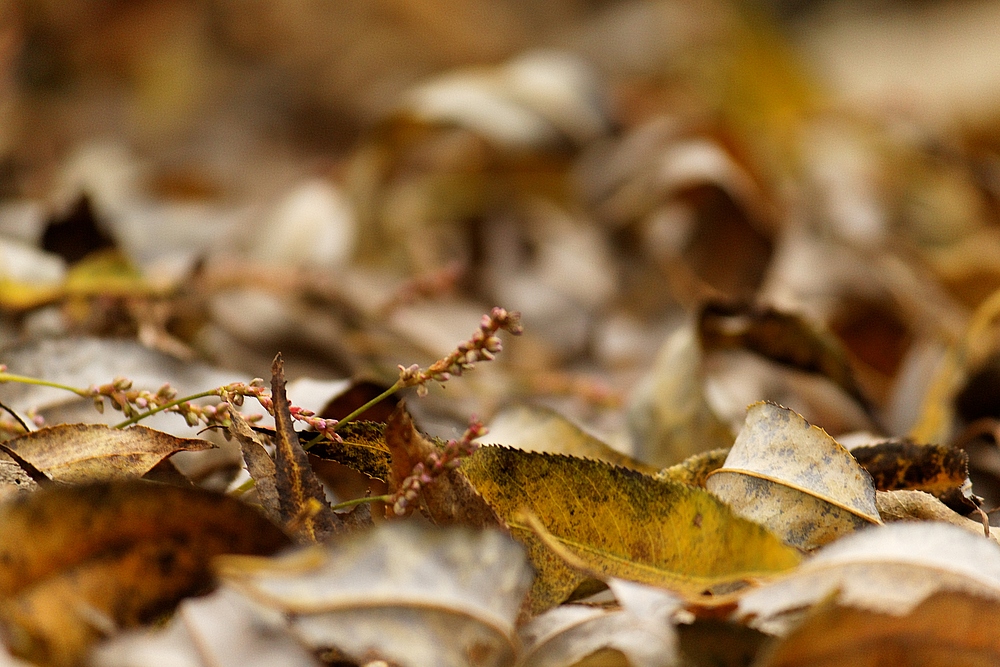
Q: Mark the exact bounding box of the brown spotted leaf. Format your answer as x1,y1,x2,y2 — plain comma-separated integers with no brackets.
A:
461,446,801,614
308,421,391,482
270,354,342,543
1,424,215,484
0,481,290,666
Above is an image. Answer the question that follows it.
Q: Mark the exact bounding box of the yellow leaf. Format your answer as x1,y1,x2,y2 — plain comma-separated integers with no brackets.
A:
461,446,801,613
706,402,880,550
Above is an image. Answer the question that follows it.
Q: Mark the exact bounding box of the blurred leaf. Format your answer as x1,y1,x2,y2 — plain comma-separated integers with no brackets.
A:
269,355,342,543
757,592,1000,667
218,523,532,667
875,490,992,541
517,579,680,667
698,301,875,421
655,449,729,488
0,481,290,666
736,522,1000,636
488,404,656,474
461,446,801,613
91,586,320,667
626,323,733,467
385,405,501,529
706,402,880,550
1,424,213,483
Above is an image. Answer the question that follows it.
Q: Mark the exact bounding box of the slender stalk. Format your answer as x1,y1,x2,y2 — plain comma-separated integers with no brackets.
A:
113,390,219,428
331,494,390,511
0,373,90,397
331,380,402,431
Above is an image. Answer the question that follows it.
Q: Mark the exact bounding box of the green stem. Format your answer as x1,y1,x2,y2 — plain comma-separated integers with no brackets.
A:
230,477,257,496
332,380,403,430
113,390,219,428
0,373,90,397
331,494,391,511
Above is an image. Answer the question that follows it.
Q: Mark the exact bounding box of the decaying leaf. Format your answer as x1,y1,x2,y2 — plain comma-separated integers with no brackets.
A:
0,481,290,666
218,522,532,667
488,404,657,474
736,522,1000,636
517,578,681,667
875,489,993,541
91,586,319,667
226,408,282,527
461,446,801,613
851,439,977,514
269,355,342,543
626,323,734,467
0,424,214,484
757,592,1000,667
655,448,730,488
307,421,392,482
706,402,880,550
698,301,875,421
385,405,502,529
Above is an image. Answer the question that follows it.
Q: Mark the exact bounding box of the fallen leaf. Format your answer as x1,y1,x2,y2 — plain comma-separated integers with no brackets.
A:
218,522,532,667
269,354,342,543
851,439,978,514
385,405,501,529
487,404,657,474
875,489,993,541
0,424,214,483
705,401,880,550
461,446,801,613
698,301,875,421
655,449,729,488
736,522,1000,635
517,578,681,667
91,586,320,667
0,481,290,666
226,408,282,527
757,592,1000,667
625,323,734,467
307,420,392,482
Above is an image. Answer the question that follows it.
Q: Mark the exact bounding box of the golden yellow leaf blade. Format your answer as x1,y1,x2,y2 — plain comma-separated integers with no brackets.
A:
461,446,801,613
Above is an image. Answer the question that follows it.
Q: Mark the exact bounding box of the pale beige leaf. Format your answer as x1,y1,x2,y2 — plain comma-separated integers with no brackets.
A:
218,523,532,667
736,522,1000,636
91,587,319,667
2,424,215,483
705,401,879,550
875,489,994,542
488,404,656,473
517,579,680,667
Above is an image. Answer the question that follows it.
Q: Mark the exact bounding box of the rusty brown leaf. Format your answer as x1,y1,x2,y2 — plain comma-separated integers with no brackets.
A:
0,481,290,666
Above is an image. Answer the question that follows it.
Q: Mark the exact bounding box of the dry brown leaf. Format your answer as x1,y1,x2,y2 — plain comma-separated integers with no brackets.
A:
0,481,290,666
218,523,532,667
757,592,1000,667
875,489,993,542
269,355,342,543
488,404,656,473
706,401,880,550
516,578,680,667
736,522,1000,636
225,408,282,527
698,301,876,422
307,421,392,482
461,446,801,613
655,448,730,488
385,405,501,529
0,424,214,484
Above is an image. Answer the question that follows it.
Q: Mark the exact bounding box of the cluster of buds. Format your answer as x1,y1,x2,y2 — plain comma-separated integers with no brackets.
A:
88,378,178,419
391,418,487,516
288,405,341,443
398,307,522,396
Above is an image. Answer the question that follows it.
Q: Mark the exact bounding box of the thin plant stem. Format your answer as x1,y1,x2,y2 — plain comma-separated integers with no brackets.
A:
113,390,219,428
331,380,402,431
0,373,90,397
330,494,391,511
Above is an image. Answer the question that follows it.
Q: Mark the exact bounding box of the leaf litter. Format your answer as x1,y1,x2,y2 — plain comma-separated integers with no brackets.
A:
3,1,1000,665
